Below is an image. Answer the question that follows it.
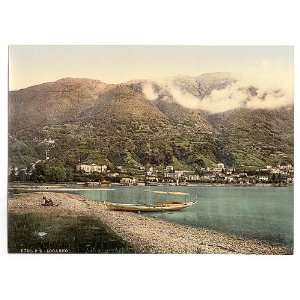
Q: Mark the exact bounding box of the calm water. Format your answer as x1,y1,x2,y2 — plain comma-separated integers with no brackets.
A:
76,185,294,248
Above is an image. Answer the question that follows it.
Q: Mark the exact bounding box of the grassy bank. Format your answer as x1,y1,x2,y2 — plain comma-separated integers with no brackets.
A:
8,213,134,254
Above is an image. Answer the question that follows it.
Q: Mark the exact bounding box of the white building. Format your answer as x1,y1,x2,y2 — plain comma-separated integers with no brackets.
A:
107,172,119,178
76,163,107,174
146,167,155,176
165,165,174,172
120,177,137,185
217,163,225,169
175,170,184,178
271,168,280,174
164,172,176,179
259,176,269,182
279,164,293,171
187,174,200,181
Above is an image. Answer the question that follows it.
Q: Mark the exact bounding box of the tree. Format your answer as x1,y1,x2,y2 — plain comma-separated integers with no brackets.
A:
17,170,28,182
46,166,67,182
9,168,17,182
65,166,75,182
30,162,48,182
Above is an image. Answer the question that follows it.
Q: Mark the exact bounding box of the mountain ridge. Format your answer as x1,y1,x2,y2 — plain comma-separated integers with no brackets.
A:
8,74,293,170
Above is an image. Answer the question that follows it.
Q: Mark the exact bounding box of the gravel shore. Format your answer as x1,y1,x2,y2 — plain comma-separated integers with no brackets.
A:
8,192,290,254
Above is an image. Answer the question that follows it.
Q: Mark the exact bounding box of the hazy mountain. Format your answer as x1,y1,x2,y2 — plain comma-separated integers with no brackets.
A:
9,78,112,132
8,74,293,170
171,72,236,98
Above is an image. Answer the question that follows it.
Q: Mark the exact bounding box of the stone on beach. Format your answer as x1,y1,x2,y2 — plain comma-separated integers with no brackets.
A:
8,192,290,254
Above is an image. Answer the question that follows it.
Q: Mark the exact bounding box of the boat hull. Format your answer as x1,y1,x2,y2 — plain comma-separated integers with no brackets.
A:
104,201,195,212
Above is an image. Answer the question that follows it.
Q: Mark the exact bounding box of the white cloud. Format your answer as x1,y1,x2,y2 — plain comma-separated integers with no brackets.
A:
142,82,158,101
142,61,293,113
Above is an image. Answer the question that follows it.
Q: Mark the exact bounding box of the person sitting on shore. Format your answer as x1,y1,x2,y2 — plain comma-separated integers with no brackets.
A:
42,196,54,206
47,198,54,206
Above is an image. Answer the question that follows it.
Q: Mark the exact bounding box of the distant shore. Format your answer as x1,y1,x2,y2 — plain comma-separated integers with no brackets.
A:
8,192,291,254
8,181,294,192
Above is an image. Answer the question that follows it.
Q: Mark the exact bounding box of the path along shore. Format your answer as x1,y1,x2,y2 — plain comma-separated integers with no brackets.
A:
8,192,290,254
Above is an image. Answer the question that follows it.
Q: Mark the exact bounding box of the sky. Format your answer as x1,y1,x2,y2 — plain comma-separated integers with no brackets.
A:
9,45,293,91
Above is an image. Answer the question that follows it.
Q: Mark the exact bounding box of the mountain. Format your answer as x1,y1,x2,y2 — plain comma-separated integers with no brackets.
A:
208,107,293,167
171,72,236,99
9,78,112,132
8,74,294,170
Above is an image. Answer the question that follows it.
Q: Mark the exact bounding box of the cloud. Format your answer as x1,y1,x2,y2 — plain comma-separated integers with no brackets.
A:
246,93,292,110
142,61,293,113
199,85,247,113
142,82,157,101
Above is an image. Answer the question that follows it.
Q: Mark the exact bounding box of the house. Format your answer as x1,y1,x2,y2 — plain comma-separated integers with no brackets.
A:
120,177,137,186
164,170,185,179
146,167,154,176
213,162,225,173
217,163,225,169
187,174,201,181
239,172,248,178
165,165,174,172
200,175,211,182
76,163,107,174
271,168,280,174
258,176,269,182
279,164,293,171
226,176,235,183
164,172,177,179
106,172,119,178
175,170,184,178
146,175,159,184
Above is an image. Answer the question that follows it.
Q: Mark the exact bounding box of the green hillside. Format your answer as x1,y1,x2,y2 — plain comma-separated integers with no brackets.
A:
8,77,294,171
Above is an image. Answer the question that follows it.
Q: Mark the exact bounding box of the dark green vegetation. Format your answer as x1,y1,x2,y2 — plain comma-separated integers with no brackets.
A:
8,76,293,173
8,213,134,253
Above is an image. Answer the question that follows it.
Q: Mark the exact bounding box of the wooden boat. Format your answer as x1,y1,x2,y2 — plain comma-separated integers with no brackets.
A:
104,190,196,212
104,201,195,212
100,180,112,187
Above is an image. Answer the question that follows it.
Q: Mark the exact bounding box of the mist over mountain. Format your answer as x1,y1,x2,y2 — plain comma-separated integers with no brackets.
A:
8,73,293,170
140,72,293,113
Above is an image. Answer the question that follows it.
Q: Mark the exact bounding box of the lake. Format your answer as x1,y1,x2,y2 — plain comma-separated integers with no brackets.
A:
75,185,294,248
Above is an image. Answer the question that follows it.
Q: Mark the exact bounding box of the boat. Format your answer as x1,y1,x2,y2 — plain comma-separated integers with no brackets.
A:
100,180,112,187
104,190,196,212
145,181,160,186
104,200,195,212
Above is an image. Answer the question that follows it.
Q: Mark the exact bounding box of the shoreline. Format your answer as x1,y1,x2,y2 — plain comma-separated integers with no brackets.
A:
8,182,294,193
8,192,291,254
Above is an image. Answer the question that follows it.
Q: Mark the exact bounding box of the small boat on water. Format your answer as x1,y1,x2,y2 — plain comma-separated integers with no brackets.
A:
104,200,195,212
104,191,196,212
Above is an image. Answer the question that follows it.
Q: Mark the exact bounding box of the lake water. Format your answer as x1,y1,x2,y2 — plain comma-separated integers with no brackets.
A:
76,185,294,248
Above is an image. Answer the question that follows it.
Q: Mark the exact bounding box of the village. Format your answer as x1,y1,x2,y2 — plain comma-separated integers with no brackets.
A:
9,157,294,186
74,162,294,186
9,159,294,186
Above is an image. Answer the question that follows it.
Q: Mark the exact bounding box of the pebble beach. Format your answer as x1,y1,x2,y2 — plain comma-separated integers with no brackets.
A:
8,192,291,254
